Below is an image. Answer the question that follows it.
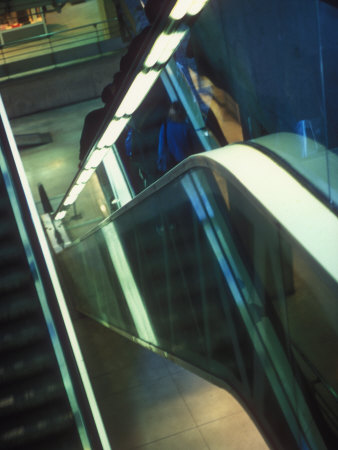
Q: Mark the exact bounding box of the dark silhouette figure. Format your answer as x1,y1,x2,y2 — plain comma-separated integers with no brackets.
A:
111,0,166,93
78,84,115,166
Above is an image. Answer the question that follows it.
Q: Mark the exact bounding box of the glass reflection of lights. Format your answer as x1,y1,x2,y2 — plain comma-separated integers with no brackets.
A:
191,172,215,218
100,204,108,215
207,146,338,283
181,171,326,449
181,174,237,293
103,150,132,207
102,223,157,345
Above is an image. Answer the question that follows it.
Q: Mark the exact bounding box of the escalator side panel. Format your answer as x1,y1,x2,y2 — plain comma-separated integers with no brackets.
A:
0,98,110,449
0,172,83,450
57,163,338,449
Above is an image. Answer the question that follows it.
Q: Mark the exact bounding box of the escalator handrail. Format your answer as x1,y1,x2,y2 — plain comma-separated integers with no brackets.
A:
59,142,337,449
246,139,338,215
64,143,338,286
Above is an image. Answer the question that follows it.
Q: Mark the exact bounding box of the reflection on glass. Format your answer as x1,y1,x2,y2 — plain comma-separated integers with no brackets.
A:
251,132,338,211
102,148,132,208
62,169,111,241
59,157,337,448
102,222,157,345
177,0,337,215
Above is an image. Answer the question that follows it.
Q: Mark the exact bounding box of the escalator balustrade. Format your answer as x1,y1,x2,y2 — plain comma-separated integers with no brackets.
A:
58,148,338,449
0,173,84,449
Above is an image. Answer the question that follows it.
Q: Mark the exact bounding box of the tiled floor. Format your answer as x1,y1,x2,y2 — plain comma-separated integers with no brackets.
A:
74,315,268,450
11,99,269,449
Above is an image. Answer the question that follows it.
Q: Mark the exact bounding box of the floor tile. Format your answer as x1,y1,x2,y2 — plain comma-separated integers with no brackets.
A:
135,428,208,450
90,346,170,398
73,316,169,379
199,411,269,450
172,369,242,426
12,99,101,203
164,357,189,376
99,375,196,449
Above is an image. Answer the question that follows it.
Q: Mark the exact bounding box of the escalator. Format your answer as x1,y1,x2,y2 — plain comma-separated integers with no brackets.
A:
57,145,338,450
0,172,83,450
0,103,109,449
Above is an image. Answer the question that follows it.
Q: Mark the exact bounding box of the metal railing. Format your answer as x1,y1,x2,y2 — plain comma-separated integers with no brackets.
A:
0,19,125,80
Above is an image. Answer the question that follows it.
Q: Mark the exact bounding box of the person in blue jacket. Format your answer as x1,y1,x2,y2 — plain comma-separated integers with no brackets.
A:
157,101,198,173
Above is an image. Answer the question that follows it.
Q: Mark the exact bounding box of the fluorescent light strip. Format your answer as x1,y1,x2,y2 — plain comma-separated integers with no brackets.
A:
77,168,95,184
170,0,191,20
158,30,187,64
85,148,109,169
187,0,209,15
115,70,160,118
55,210,67,221
206,145,338,282
182,172,327,449
144,33,172,67
64,183,86,206
145,30,187,68
97,117,130,149
170,0,209,20
56,0,210,218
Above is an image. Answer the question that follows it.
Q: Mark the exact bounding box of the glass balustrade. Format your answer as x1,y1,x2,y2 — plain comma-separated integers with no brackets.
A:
57,156,338,449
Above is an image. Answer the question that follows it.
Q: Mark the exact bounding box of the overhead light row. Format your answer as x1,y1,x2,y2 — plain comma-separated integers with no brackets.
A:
170,0,209,20
54,0,210,221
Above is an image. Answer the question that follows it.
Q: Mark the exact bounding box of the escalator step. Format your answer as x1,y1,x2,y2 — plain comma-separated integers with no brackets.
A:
0,243,23,266
0,220,15,239
0,179,83,449
0,322,45,353
0,376,64,418
0,196,8,213
0,349,55,385
0,408,75,449
0,294,38,323
0,269,32,295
